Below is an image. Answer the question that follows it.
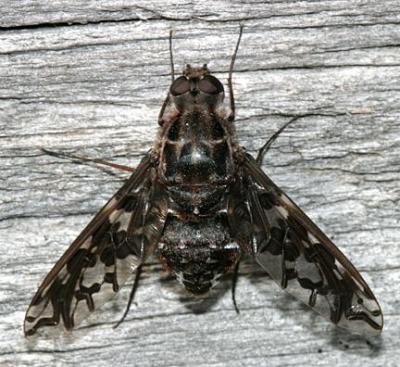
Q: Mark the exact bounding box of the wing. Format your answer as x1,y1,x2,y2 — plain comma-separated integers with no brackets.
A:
239,154,383,335
24,154,168,336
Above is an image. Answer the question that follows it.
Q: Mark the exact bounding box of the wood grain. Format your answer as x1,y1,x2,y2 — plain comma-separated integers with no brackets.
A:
1,1,399,366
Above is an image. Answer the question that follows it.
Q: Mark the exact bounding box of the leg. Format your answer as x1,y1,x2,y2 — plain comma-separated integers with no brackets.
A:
41,148,135,173
113,264,143,328
227,25,244,122
256,116,301,167
231,260,241,314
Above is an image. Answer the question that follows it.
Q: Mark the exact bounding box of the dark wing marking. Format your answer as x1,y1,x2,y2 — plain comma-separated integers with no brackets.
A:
241,154,383,335
24,154,168,336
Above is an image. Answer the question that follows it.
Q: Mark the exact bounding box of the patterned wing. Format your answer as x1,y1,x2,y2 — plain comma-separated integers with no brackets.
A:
241,154,383,335
24,154,168,336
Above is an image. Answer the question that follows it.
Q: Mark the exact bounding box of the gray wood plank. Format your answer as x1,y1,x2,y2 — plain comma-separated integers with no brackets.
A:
1,1,399,366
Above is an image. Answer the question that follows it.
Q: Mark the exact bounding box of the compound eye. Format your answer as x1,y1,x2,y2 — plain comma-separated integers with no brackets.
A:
170,76,190,96
198,75,224,94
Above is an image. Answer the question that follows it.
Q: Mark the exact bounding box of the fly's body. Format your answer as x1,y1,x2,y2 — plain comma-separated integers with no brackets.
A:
155,65,240,295
24,28,384,337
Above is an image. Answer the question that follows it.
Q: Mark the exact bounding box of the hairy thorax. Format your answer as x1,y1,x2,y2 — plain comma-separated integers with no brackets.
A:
159,107,234,215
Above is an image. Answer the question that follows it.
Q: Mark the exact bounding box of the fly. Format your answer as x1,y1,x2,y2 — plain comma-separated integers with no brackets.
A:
24,26,383,337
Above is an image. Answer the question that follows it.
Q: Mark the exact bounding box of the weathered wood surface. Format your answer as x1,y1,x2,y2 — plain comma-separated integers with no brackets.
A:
1,1,400,366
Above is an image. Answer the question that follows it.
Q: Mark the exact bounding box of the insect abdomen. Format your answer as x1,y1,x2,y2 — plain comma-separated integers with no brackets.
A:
157,215,240,294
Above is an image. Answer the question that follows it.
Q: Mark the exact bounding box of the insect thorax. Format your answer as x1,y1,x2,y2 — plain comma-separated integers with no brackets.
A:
160,107,234,214
156,215,240,294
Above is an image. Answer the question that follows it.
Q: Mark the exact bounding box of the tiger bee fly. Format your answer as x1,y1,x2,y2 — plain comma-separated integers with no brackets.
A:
24,27,383,336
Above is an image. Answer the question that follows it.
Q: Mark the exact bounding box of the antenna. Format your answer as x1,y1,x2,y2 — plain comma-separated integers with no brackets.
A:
169,30,175,82
227,25,244,121
228,25,244,84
